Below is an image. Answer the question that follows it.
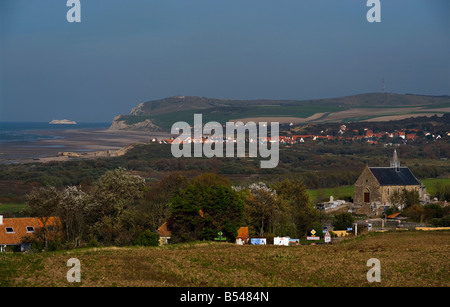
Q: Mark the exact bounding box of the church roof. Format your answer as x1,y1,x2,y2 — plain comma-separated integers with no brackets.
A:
369,167,422,186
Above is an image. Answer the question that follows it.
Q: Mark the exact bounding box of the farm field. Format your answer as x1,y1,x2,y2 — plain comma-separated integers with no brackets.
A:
0,231,448,287
307,185,354,202
0,203,27,214
306,178,450,203
421,178,450,197
112,93,450,130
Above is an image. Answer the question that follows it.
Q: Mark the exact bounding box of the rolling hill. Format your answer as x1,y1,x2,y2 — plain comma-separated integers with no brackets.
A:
109,93,450,131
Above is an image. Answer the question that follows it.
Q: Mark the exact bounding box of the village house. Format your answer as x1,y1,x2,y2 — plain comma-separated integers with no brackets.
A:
354,150,427,210
236,227,249,245
157,222,172,245
0,215,61,252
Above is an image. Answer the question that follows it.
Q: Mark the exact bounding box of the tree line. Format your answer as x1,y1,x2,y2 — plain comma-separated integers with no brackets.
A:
1,135,449,205
23,169,321,250
387,188,450,227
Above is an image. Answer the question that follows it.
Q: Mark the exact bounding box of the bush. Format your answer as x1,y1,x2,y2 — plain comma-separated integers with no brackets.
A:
87,238,99,247
431,216,450,227
435,183,450,201
47,240,63,251
332,213,354,231
169,177,244,243
133,230,160,247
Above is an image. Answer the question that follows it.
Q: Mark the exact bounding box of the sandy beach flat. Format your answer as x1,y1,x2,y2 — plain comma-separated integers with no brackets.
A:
0,128,172,164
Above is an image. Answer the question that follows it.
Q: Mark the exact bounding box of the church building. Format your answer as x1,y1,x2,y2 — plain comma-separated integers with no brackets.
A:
354,150,427,207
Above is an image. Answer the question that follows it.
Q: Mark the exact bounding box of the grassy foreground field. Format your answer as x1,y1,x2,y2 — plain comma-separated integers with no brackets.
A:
0,231,448,287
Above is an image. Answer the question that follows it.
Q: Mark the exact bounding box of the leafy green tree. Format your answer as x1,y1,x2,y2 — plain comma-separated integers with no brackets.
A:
169,177,244,243
424,203,445,220
431,215,450,227
27,187,61,247
142,173,188,231
332,212,354,231
243,182,282,237
190,172,232,187
404,189,420,208
272,179,319,237
390,188,420,210
402,204,425,223
435,182,450,201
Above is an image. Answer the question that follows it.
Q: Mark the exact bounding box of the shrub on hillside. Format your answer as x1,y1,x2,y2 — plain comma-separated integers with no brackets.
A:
133,230,160,247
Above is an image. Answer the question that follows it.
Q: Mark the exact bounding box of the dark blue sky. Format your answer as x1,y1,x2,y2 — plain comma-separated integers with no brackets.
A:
0,0,448,122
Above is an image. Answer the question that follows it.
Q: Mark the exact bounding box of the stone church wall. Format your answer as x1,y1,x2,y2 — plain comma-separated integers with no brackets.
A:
354,166,381,205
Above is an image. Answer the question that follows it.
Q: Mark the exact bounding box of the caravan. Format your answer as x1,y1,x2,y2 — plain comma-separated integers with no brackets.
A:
273,237,290,246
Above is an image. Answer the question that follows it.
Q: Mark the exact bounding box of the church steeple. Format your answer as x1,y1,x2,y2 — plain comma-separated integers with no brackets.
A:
390,149,400,171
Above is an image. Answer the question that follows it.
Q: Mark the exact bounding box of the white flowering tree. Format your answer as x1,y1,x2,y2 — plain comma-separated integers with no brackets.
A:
89,168,147,245
58,186,90,248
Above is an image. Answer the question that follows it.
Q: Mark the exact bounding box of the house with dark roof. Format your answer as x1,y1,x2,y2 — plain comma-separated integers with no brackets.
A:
354,150,427,208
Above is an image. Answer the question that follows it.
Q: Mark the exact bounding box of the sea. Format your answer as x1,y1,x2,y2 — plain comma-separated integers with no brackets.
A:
0,122,110,144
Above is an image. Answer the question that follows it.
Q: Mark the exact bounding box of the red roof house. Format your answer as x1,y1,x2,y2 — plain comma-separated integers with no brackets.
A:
236,227,249,244
0,216,61,252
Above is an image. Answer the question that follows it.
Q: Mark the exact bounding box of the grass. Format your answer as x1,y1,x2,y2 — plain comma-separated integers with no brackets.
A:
1,231,448,287
117,93,450,129
0,203,27,214
307,186,354,202
421,178,450,197
306,178,450,203
123,104,346,129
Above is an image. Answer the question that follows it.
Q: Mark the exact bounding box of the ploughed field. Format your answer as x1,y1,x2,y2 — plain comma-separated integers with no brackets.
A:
0,231,448,287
